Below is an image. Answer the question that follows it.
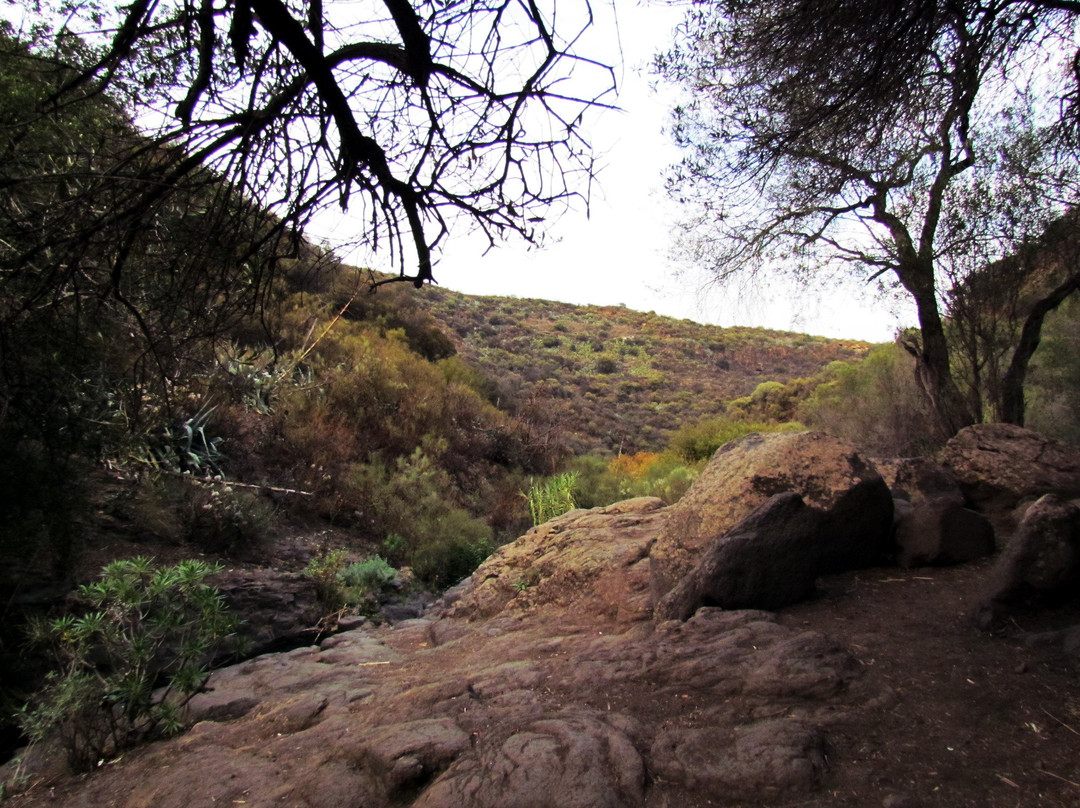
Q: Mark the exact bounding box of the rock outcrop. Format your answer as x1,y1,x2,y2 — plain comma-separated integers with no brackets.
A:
940,424,1080,539
449,496,665,623
893,498,995,568
9,426,1080,808
654,492,824,619
212,568,323,653
976,493,1080,625
649,431,893,605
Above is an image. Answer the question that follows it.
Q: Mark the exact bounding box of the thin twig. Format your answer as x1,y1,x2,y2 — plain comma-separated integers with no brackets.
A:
1040,769,1080,788
1042,707,1080,737
160,468,314,496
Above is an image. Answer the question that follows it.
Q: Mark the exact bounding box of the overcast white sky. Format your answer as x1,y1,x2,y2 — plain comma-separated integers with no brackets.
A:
399,1,916,343
2,0,911,340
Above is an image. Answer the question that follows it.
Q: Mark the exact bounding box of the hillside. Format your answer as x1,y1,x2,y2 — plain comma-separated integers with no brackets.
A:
407,285,872,454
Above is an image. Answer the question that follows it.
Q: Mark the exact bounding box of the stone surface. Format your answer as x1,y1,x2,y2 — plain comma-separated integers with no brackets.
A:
654,493,824,619
880,456,966,507
976,493,1080,624
212,567,323,653
939,424,1080,538
893,498,995,568
650,432,892,605
5,505,887,808
414,712,646,808
450,496,666,623
649,719,826,800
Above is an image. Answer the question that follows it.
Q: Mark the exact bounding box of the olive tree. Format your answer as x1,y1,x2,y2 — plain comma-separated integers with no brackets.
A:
658,0,1079,438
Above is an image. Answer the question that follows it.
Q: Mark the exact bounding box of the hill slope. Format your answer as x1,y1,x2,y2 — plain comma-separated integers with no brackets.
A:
411,286,872,454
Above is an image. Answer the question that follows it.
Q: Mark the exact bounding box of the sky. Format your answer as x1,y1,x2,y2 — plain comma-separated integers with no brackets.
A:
2,0,911,342
366,1,915,344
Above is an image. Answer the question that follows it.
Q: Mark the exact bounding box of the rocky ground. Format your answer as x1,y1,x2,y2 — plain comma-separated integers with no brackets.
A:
3,427,1079,807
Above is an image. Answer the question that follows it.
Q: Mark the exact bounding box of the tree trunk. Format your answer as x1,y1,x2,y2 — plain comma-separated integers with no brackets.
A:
999,279,1080,425
902,265,977,439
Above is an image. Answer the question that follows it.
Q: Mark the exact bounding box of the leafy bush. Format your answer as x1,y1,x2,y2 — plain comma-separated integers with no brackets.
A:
341,451,496,588
180,483,276,555
340,556,398,594
669,417,804,463
567,451,698,509
802,343,940,456
526,472,578,525
409,511,495,590
303,548,350,608
1027,294,1080,443
567,455,626,509
18,558,239,771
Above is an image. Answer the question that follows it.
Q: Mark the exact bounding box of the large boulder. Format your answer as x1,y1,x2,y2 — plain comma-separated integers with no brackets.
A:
650,431,893,604
893,499,995,568
654,493,824,619
212,568,323,654
975,493,1080,625
939,424,1080,538
449,497,666,623
880,456,966,507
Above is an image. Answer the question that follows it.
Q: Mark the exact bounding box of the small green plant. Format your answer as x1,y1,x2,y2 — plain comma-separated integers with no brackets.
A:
18,557,239,771
340,556,398,594
144,403,224,475
526,472,579,526
380,533,407,565
303,548,349,608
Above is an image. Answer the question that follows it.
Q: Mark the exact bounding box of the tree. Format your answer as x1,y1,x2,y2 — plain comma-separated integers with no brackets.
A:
658,0,1079,438
14,0,610,286
1,0,609,422
0,3,608,575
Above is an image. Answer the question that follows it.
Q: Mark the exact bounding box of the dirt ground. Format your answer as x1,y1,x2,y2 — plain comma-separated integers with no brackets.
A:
772,559,1080,808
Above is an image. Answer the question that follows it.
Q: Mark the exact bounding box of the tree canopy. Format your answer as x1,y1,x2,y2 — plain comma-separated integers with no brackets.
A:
7,0,611,287
659,0,1080,437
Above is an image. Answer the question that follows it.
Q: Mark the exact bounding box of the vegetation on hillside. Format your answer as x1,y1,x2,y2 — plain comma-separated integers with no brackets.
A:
414,287,869,455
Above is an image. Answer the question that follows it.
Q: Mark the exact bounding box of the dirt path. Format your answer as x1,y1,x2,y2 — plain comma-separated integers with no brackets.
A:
776,561,1080,808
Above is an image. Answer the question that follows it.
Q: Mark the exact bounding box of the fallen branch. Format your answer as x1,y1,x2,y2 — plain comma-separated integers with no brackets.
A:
160,468,314,496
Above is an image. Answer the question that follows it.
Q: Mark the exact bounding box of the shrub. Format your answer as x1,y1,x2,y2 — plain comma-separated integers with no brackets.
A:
303,548,350,608
340,556,398,594
18,558,239,771
669,417,804,463
801,343,939,456
409,511,495,590
180,483,276,555
526,472,578,525
567,455,625,509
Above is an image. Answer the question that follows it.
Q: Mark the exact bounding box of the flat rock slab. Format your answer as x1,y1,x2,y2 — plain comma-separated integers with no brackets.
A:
6,596,884,808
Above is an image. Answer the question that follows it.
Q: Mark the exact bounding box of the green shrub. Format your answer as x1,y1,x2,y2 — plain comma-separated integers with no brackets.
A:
568,455,626,509
669,417,804,463
18,557,239,771
409,508,495,589
411,530,495,591
633,453,699,504
801,343,939,456
180,483,276,555
526,472,578,525
340,556,398,594
303,548,350,608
